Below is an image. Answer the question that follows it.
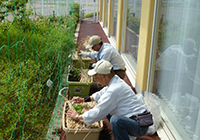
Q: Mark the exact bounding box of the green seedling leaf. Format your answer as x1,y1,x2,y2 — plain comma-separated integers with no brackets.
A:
72,103,84,114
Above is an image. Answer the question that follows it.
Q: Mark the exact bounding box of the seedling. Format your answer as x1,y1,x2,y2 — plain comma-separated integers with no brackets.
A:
71,67,81,79
72,103,84,114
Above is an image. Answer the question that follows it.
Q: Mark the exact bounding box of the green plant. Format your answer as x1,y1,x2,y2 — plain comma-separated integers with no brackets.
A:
0,12,77,140
72,103,84,114
83,12,98,18
69,3,80,29
127,13,140,34
0,0,29,22
70,67,81,79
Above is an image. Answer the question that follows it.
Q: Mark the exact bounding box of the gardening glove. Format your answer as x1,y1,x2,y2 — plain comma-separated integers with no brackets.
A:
92,63,96,68
78,51,90,58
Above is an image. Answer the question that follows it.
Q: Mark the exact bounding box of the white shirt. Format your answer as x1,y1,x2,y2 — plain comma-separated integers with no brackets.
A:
156,45,188,73
82,75,147,125
89,43,125,70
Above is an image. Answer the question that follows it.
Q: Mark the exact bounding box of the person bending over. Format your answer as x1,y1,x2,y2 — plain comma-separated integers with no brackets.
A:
67,60,152,140
79,35,126,79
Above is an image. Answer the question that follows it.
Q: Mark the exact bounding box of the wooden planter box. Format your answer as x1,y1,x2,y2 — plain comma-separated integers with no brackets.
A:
67,69,93,97
62,101,103,140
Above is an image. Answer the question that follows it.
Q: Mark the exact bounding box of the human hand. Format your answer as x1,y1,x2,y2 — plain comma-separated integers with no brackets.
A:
78,51,90,58
71,96,84,103
66,110,79,120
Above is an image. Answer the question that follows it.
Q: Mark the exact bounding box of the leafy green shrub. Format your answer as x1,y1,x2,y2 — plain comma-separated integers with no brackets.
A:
0,0,29,22
83,12,98,18
127,13,140,34
0,13,77,139
69,3,80,29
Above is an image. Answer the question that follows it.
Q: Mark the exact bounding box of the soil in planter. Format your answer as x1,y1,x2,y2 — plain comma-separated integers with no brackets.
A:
68,69,91,83
68,70,81,82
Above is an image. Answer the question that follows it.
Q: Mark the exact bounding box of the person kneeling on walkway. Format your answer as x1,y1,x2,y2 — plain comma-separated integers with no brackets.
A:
78,35,126,79
66,60,153,140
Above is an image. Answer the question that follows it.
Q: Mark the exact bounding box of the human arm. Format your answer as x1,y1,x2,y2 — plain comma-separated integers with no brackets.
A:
78,51,90,58
71,87,107,103
66,110,83,121
88,51,98,59
67,96,94,121
82,92,115,124
71,96,94,103
69,87,109,124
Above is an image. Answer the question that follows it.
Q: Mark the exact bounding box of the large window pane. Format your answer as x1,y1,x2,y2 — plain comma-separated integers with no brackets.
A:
153,1,200,139
105,0,109,27
111,0,118,39
122,0,142,67
100,0,103,21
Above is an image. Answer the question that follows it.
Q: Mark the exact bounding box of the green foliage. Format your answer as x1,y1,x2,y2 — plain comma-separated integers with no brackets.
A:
70,67,81,79
83,12,98,18
72,103,84,114
0,0,29,22
69,3,80,29
127,13,140,34
0,12,77,140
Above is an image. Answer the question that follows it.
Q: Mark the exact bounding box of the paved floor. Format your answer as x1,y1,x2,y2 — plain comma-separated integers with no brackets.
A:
60,18,160,140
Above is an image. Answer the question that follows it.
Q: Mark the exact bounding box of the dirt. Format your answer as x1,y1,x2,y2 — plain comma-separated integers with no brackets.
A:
68,70,80,82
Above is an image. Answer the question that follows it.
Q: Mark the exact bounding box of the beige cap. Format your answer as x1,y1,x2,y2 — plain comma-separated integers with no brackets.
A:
88,60,113,76
86,35,102,49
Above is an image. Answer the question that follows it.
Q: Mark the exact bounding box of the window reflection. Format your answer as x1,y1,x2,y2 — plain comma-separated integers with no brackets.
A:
124,0,142,64
105,0,109,27
153,1,200,139
111,0,118,39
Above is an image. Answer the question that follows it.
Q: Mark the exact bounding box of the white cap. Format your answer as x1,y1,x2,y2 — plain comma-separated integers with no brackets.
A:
86,35,102,49
88,60,113,76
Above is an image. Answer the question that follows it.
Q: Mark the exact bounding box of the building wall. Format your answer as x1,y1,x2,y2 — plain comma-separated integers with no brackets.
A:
98,0,200,139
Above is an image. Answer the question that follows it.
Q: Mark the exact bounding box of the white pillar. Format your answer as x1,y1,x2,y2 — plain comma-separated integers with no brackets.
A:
133,0,136,15
79,0,82,21
97,0,99,22
42,0,44,15
93,0,96,22
66,0,69,15
86,0,88,14
57,0,59,16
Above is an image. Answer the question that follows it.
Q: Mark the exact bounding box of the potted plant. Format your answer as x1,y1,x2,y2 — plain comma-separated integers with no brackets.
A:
71,51,92,69
71,36,92,69
62,101,103,140
67,66,93,97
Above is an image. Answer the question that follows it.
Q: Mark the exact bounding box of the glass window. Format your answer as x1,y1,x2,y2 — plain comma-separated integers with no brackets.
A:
153,1,200,140
105,0,109,27
121,0,142,68
83,0,95,15
110,0,118,39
